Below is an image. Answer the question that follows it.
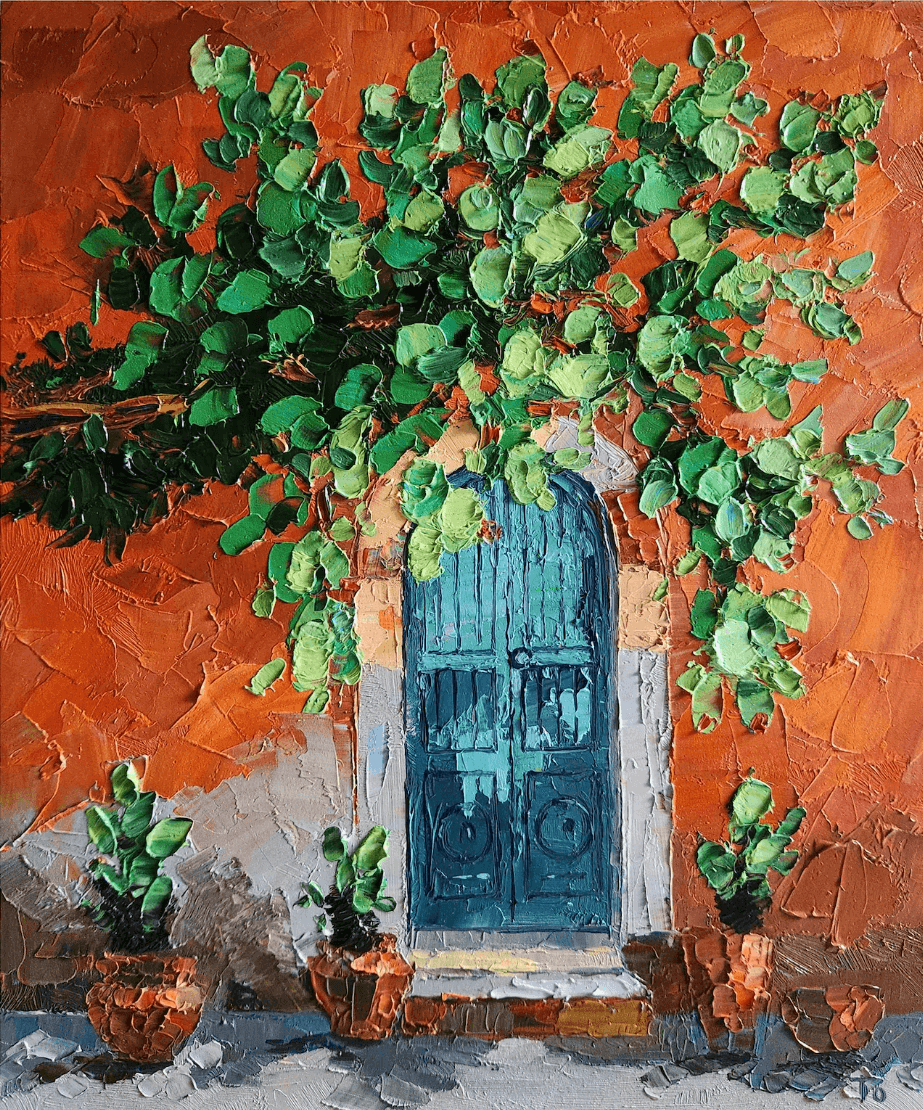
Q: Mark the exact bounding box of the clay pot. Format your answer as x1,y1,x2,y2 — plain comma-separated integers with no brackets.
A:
305,934,414,1039
782,985,884,1053
87,953,204,1063
681,928,774,1047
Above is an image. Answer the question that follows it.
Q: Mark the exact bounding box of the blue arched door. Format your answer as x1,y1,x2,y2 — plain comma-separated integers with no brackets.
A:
405,472,616,931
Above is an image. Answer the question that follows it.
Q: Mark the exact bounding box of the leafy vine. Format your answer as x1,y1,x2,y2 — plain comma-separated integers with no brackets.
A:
1,33,906,728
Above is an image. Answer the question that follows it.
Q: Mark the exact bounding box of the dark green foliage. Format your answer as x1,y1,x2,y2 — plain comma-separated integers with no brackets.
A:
296,826,396,954
82,764,192,953
697,775,805,933
0,34,904,727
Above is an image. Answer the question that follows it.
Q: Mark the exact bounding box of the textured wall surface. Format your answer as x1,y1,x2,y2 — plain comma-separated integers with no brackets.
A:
2,2,922,995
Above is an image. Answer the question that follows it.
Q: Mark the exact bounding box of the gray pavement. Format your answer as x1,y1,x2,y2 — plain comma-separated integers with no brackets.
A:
2,1011,922,1109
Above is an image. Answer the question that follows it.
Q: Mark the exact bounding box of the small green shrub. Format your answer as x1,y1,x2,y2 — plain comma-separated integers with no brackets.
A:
297,825,396,954
83,763,192,953
696,775,805,934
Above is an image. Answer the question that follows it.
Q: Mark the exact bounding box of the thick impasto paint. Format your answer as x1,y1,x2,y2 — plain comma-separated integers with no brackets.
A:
2,2,921,1106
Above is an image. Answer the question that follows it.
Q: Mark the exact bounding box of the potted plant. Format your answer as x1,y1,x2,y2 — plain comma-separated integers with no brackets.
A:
82,762,203,1063
297,825,413,1039
689,774,805,1044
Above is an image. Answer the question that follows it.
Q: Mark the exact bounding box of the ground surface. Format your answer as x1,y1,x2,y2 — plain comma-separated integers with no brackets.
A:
3,1011,923,1109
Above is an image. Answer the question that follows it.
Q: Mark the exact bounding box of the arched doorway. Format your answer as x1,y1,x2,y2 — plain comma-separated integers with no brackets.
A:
404,471,617,932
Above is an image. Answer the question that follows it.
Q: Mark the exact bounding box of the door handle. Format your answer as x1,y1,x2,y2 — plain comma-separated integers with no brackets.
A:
510,648,530,667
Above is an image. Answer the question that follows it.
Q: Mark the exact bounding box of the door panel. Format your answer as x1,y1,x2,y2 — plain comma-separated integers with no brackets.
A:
406,472,614,931
519,769,605,916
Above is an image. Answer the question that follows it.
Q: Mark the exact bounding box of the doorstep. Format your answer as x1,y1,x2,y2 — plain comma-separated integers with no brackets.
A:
402,952,651,1039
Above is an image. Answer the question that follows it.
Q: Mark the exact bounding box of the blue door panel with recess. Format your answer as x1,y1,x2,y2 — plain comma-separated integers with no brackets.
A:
406,472,615,931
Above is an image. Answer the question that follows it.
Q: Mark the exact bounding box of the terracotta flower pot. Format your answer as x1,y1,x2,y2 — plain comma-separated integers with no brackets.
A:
306,934,414,1039
681,928,774,1047
87,953,204,1063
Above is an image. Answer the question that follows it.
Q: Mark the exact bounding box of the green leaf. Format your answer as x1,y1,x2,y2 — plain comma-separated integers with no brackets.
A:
523,211,583,265
780,100,820,152
86,806,118,855
713,620,759,676
322,827,346,862
140,874,173,919
408,524,444,580
260,396,323,435
274,147,316,191
269,306,315,346
729,777,774,838
407,48,447,104
690,590,718,639
247,657,286,695
670,211,711,263
872,398,909,432
689,33,716,68
715,497,749,542
217,270,272,313
765,589,810,633
697,120,746,173
373,221,436,268
632,409,673,450
201,319,247,355
639,460,678,516
80,225,135,258
544,124,611,176
82,413,107,453
121,792,156,839
336,364,382,409
252,585,276,618
736,679,775,729
676,663,723,731
128,851,160,892
354,826,388,871
300,880,325,907
189,387,239,426
145,818,193,859
190,37,253,98
219,513,266,556
618,58,677,138
90,861,128,895
740,167,786,215
675,549,702,576
697,841,737,892
110,762,141,806
847,514,873,540
335,852,355,893
469,245,512,308
401,458,450,521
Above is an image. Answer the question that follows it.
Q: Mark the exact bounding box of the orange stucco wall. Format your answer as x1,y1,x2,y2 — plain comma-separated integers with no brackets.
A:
2,1,921,941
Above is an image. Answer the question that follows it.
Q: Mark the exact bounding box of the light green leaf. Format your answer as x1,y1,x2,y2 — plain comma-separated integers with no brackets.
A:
670,211,711,263
86,806,118,855
543,124,611,176
145,818,193,860
247,657,286,695
469,245,512,308
847,514,873,540
354,826,388,870
729,777,774,837
110,762,141,806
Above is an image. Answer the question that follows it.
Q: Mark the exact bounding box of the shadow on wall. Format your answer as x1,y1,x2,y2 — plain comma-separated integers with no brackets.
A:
0,847,316,1012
